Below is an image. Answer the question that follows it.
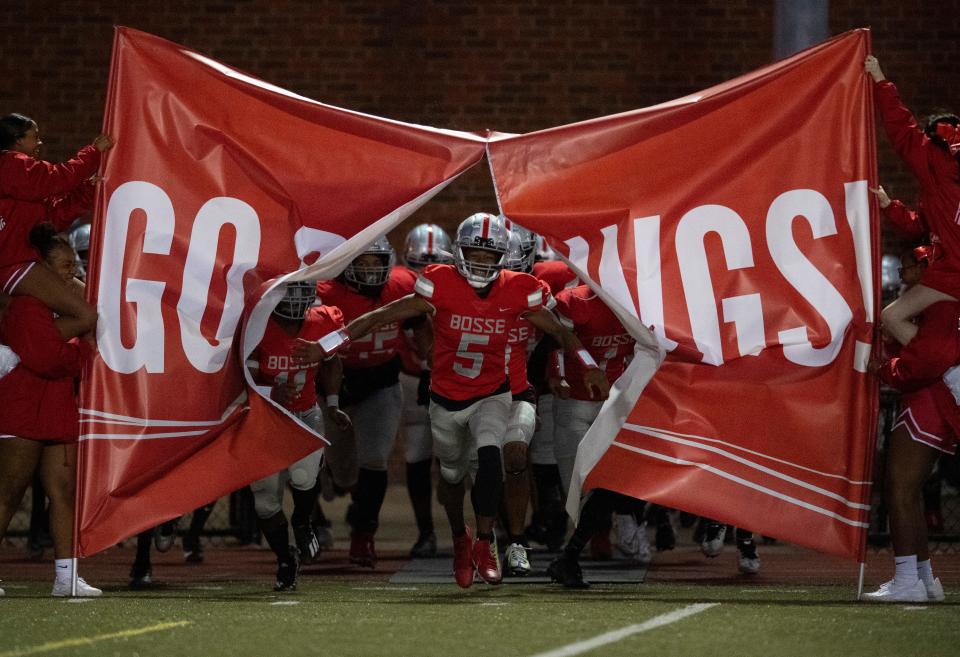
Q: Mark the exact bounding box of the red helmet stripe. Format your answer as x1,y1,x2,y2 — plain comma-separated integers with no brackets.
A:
427,226,434,254
482,216,490,239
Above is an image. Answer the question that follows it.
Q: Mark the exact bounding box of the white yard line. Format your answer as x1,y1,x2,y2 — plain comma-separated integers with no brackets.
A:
0,621,192,657
526,603,719,657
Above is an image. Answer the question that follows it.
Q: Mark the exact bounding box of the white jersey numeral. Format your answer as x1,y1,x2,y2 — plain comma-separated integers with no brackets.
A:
453,332,489,379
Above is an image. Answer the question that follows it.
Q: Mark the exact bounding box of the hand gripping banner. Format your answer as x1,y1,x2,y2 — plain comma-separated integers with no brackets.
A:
76,28,485,556
488,30,878,559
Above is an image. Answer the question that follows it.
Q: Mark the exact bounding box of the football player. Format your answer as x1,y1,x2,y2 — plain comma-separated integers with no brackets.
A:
399,223,454,558
295,212,609,589
316,237,431,568
247,281,350,591
543,284,649,588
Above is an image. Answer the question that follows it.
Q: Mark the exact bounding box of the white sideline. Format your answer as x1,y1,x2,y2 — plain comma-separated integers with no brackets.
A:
525,603,718,657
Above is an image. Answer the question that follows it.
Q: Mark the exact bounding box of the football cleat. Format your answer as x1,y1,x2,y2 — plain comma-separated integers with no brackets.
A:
349,531,377,568
504,543,532,576
129,564,155,589
182,536,204,563
654,512,677,552
612,514,652,564
700,521,727,558
293,522,321,563
410,531,438,559
274,549,300,592
589,530,613,561
52,577,102,598
736,538,761,574
863,578,927,603
472,535,502,585
925,577,946,602
153,519,178,553
547,554,590,589
315,524,334,552
452,528,475,589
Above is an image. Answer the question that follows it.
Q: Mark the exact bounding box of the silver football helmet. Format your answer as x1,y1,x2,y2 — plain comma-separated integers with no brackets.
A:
274,280,317,320
534,234,556,262
68,222,91,253
505,232,527,272
508,222,536,273
343,236,395,291
404,223,453,270
454,212,510,288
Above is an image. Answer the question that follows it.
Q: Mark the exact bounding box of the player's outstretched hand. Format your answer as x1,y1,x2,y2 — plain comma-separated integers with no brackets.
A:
93,134,114,152
584,369,610,400
547,376,571,400
270,380,300,406
328,407,352,431
869,185,891,209
293,338,324,364
864,55,885,82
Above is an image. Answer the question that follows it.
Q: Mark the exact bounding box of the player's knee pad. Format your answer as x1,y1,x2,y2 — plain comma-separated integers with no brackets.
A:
471,445,504,517
253,493,282,520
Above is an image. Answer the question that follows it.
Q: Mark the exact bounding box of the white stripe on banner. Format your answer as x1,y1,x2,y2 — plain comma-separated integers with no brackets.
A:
624,423,871,486
611,441,869,528
78,409,227,427
625,424,870,509
80,430,210,441
526,603,718,657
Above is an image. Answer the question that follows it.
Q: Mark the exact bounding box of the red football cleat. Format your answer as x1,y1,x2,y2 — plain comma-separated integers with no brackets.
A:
473,535,502,585
349,531,377,568
453,527,475,588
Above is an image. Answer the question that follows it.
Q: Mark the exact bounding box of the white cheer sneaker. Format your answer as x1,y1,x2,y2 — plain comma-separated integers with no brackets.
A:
863,578,927,603
52,577,103,598
924,577,945,602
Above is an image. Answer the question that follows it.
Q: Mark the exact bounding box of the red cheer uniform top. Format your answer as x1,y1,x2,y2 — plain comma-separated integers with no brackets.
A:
0,296,93,442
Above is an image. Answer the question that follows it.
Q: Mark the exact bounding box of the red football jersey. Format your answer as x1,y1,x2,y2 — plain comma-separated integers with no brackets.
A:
316,266,416,368
532,260,579,296
415,264,547,401
555,285,635,401
505,288,553,394
250,305,344,412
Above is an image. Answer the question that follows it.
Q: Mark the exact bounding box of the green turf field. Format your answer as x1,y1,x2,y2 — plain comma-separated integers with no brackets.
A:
1,580,956,657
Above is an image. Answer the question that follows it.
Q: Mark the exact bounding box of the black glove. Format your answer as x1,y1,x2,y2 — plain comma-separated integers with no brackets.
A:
417,369,431,406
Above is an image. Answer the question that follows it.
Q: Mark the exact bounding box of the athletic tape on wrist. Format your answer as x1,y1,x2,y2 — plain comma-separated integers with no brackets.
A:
575,348,598,369
318,329,350,355
325,394,339,409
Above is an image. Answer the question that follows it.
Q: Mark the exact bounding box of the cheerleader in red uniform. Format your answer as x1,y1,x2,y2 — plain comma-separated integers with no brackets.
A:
0,113,112,339
0,224,100,597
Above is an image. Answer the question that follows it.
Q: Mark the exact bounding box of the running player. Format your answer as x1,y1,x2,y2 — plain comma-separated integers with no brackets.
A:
316,237,430,568
295,213,609,588
247,281,350,591
400,223,454,558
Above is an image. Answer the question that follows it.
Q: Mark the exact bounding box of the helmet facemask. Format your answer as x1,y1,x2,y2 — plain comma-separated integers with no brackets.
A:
274,281,317,320
343,237,396,296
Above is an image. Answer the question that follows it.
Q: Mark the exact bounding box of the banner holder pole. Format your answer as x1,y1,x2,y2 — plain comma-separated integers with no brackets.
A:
70,557,78,597
856,562,865,600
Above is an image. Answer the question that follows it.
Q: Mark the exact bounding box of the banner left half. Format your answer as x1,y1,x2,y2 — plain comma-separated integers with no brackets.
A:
75,27,485,556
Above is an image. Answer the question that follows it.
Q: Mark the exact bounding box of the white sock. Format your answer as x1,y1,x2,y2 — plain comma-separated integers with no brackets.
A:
894,554,918,585
54,559,73,584
917,559,935,587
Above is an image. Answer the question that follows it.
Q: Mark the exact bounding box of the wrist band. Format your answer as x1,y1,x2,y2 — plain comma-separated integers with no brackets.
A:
325,394,340,408
575,348,598,369
553,350,566,378
318,328,351,355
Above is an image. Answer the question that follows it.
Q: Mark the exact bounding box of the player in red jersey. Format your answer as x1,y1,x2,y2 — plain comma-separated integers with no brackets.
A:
865,57,960,347
399,223,454,558
316,236,431,567
0,114,112,341
542,284,655,588
295,213,609,588
247,281,350,591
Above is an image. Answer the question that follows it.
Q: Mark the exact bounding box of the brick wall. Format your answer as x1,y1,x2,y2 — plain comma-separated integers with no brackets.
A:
3,0,957,250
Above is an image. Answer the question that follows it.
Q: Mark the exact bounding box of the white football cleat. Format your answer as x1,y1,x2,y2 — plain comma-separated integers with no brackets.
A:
52,577,103,598
504,543,531,576
863,578,927,603
612,514,652,564
738,554,761,574
0,345,19,378
924,578,945,602
700,522,727,558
